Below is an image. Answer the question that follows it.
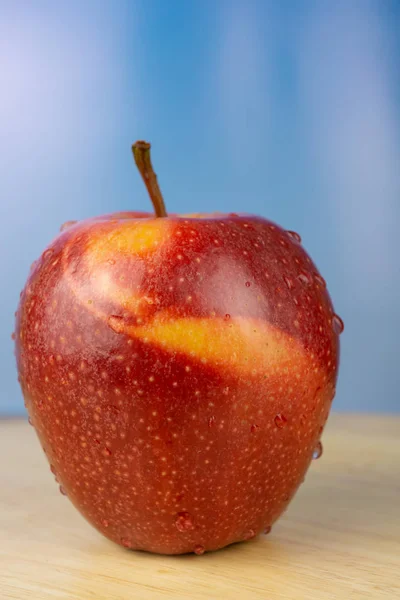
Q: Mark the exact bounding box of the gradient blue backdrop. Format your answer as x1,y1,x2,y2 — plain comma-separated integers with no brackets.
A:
1,0,399,415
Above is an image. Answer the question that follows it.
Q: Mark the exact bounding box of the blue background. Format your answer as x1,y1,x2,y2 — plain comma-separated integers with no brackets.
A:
1,0,399,415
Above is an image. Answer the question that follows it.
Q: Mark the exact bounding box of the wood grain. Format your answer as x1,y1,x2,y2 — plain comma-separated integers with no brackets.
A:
1,414,399,599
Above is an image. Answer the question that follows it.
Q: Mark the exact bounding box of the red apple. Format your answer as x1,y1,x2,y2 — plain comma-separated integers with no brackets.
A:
14,141,343,555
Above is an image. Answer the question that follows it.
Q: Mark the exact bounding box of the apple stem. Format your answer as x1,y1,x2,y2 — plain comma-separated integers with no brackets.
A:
132,141,167,218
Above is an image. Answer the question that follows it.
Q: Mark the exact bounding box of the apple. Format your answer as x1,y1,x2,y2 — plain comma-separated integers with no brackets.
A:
14,141,343,555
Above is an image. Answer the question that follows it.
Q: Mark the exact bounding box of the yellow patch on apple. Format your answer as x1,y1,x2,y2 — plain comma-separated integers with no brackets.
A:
130,315,312,377
85,219,172,262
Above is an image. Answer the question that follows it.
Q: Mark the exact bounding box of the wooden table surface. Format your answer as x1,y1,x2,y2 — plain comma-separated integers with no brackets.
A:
1,414,399,600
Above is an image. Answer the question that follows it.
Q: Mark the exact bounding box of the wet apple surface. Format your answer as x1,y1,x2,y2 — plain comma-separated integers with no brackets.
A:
14,142,342,555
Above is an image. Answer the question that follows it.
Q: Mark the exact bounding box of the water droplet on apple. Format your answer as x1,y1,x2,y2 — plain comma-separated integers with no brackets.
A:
312,441,323,460
11,332,16,341
43,249,54,259
274,414,287,429
243,529,256,541
194,545,205,555
121,537,131,548
175,511,195,532
51,464,59,482
286,230,302,243
28,416,33,426
107,315,125,334
297,273,311,285
59,485,67,496
250,424,259,433
102,519,109,528
245,281,251,287
332,314,344,335
107,258,116,265
284,276,294,290
224,314,231,321
60,220,77,232
314,274,326,288
263,525,272,535
208,416,216,428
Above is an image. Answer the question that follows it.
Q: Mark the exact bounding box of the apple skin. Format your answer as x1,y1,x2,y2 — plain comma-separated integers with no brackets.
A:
15,211,340,555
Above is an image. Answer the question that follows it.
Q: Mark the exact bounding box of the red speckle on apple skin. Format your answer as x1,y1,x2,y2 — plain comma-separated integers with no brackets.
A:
14,210,340,555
